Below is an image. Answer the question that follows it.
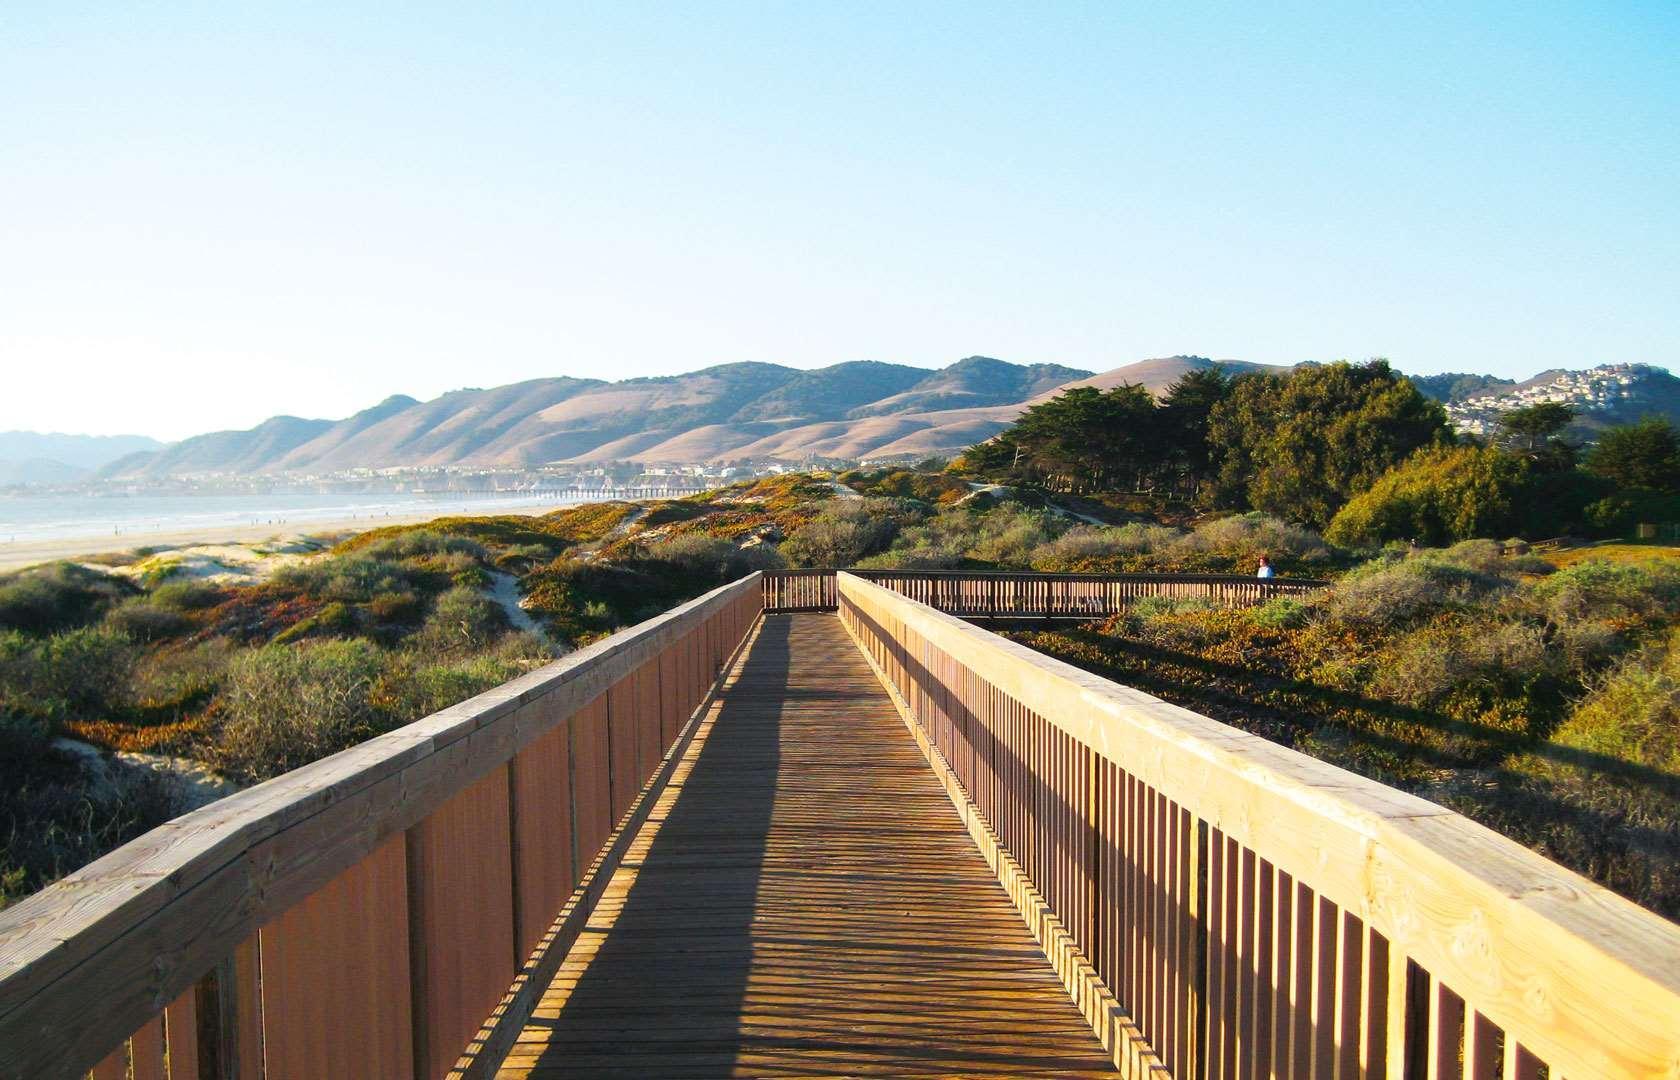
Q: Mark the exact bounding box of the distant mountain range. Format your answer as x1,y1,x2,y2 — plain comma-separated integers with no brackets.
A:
18,356,1675,483
97,357,1103,478
0,431,164,486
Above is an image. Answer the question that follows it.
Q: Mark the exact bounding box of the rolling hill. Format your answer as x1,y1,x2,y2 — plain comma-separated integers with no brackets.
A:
0,432,165,486
848,357,1089,417
100,357,1102,476
101,417,335,479
1033,355,1286,399
92,354,1671,477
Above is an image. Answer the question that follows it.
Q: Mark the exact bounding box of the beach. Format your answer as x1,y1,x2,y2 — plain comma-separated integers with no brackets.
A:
0,504,560,573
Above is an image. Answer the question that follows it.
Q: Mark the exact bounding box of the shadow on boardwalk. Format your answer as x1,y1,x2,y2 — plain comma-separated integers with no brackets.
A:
498,614,1116,1078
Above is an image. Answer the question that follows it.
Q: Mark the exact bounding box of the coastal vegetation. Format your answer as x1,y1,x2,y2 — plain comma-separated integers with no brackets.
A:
3,375,1679,916
1010,546,1680,917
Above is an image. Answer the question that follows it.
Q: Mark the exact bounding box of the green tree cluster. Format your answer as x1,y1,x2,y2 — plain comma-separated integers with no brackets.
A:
1325,445,1532,547
964,359,1452,528
963,356,1680,543
1585,416,1680,493
1206,361,1451,528
961,384,1162,493
1326,416,1680,547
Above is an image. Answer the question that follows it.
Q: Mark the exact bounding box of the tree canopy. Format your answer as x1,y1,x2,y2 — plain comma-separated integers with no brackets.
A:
955,358,1680,542
1157,367,1233,483
1585,416,1680,494
959,384,1164,493
1206,360,1452,529
1324,444,1532,547
1496,402,1576,451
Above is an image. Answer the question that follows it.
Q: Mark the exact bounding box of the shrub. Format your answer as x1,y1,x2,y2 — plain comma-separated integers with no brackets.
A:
781,499,912,567
367,589,423,622
0,563,136,634
1440,538,1506,571
451,566,492,590
644,534,739,582
521,560,643,640
496,542,561,568
1128,595,1214,622
0,627,137,737
732,543,788,574
1364,617,1549,710
410,586,508,657
1178,512,1330,564
381,634,553,722
1029,523,1182,572
1251,596,1310,629
636,534,786,595
0,751,177,909
148,579,227,611
1508,630,1680,905
272,600,358,644
208,638,387,780
272,555,420,604
837,468,971,504
103,598,192,642
1325,556,1511,625
1526,559,1680,626
358,529,488,563
969,510,1058,568
873,502,1059,570
1550,633,1680,772
130,639,235,718
854,547,967,571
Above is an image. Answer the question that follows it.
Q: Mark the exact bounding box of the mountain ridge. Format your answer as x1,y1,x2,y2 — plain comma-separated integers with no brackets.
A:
101,357,1103,477
86,356,1677,478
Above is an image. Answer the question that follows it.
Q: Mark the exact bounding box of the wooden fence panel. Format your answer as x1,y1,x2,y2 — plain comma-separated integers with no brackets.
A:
406,768,517,1079
259,834,412,1079
605,677,637,823
568,693,612,878
510,719,576,961
634,662,659,789
128,1016,165,1080
229,936,263,1079
163,989,199,1080
657,647,681,749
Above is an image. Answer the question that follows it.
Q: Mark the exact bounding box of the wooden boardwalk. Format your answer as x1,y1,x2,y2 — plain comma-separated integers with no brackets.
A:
498,613,1116,1078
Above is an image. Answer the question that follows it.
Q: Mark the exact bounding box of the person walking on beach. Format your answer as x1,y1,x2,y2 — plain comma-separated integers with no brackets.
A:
1256,555,1274,579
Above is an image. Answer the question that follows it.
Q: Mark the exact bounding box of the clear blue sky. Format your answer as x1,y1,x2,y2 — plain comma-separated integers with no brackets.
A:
2,3,1676,440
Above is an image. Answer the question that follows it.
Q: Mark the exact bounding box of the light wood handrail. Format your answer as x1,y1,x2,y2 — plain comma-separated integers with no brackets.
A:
837,571,1680,1078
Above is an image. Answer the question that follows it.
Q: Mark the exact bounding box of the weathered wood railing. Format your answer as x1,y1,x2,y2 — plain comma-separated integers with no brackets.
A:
765,568,1325,617
0,574,764,1080
837,571,1680,1078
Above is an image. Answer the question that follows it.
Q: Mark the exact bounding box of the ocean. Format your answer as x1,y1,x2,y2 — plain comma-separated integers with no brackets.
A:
0,489,607,545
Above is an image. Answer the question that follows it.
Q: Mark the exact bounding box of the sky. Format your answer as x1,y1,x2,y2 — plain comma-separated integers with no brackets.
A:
2,3,1677,441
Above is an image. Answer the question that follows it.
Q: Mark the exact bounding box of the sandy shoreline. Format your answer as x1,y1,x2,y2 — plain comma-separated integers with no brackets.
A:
0,505,562,573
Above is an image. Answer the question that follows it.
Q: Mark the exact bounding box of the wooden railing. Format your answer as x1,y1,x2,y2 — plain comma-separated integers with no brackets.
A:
837,572,1680,1078
765,569,1325,617
760,568,838,611
0,574,765,1080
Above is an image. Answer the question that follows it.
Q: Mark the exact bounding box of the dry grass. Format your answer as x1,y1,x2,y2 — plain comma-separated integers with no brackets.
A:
1547,541,1680,569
